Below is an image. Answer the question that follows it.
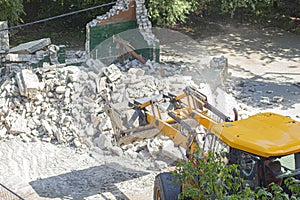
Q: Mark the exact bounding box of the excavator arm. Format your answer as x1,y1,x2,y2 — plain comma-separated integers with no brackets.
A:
104,86,233,158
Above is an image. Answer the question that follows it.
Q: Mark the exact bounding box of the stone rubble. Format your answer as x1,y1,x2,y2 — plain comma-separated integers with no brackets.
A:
0,53,228,170
9,38,51,54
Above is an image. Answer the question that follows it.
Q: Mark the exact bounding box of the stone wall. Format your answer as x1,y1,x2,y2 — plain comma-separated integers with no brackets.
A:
0,21,9,54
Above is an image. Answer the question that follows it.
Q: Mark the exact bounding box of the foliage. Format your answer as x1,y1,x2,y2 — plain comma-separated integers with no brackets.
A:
146,0,197,26
174,149,300,199
0,0,25,25
22,0,112,29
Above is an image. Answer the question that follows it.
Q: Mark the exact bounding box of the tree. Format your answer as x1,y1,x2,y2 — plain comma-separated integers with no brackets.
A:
146,0,197,26
0,0,25,25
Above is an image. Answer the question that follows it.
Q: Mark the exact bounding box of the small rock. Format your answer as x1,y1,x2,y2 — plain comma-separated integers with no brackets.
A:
55,86,66,94
260,97,271,104
0,127,7,139
124,149,138,159
94,134,112,150
73,138,82,148
154,160,168,170
42,136,52,143
109,146,123,156
10,116,28,135
272,96,284,103
20,133,31,143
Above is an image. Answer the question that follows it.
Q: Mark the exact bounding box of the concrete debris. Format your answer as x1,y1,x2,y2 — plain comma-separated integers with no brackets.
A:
149,160,168,171
5,54,34,62
103,64,122,82
94,134,113,150
10,115,28,135
9,38,51,54
109,146,123,156
16,69,40,98
161,140,183,162
272,96,284,103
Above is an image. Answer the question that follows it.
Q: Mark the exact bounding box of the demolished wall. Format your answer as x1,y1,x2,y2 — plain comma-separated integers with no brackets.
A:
0,21,9,65
86,0,159,64
0,21,9,54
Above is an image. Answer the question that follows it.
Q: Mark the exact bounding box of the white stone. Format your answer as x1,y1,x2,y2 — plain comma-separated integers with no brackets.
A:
124,149,138,159
55,86,66,94
42,120,53,136
272,96,284,103
16,69,40,98
10,116,28,135
93,134,112,150
0,127,7,138
103,64,122,82
109,146,123,156
73,138,82,148
9,38,51,54
20,133,31,143
128,68,145,76
42,136,52,143
154,160,168,170
161,140,183,161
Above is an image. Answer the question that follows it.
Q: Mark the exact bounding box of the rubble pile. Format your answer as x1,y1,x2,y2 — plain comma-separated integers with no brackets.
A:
0,58,202,152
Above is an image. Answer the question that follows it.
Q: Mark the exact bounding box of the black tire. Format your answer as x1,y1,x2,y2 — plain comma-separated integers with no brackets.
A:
153,172,181,200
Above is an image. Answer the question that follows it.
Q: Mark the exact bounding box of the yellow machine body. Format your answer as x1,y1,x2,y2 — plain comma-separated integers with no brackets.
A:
211,112,300,158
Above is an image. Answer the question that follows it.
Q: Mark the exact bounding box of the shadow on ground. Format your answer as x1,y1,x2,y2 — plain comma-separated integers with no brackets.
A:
227,70,300,110
29,162,148,200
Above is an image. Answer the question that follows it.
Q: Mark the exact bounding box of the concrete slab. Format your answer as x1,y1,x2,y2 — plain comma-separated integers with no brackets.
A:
9,38,51,54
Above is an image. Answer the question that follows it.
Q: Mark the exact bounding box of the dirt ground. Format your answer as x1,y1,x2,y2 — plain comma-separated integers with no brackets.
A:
1,23,300,200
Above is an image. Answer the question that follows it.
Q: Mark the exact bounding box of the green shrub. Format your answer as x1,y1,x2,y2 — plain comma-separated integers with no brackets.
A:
0,0,24,25
173,149,300,199
146,0,197,26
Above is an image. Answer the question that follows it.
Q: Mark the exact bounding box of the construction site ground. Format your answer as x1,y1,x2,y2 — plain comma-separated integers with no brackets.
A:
1,22,300,200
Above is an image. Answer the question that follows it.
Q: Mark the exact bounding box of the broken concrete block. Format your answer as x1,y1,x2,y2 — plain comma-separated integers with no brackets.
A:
161,140,183,161
272,96,284,103
55,86,66,94
103,64,122,82
0,127,7,138
93,134,112,150
109,146,123,156
128,68,145,76
152,160,168,170
16,69,40,98
42,120,53,136
73,138,82,148
48,44,60,65
9,38,51,54
20,133,31,143
5,54,34,62
10,116,28,135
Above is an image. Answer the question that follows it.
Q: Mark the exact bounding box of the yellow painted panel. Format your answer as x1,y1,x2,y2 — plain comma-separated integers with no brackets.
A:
212,113,300,157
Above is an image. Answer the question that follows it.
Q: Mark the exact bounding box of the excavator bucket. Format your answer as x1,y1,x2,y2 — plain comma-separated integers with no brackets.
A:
103,96,163,146
103,86,233,147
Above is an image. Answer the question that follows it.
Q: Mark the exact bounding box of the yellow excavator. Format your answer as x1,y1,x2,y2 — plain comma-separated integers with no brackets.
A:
104,86,300,199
